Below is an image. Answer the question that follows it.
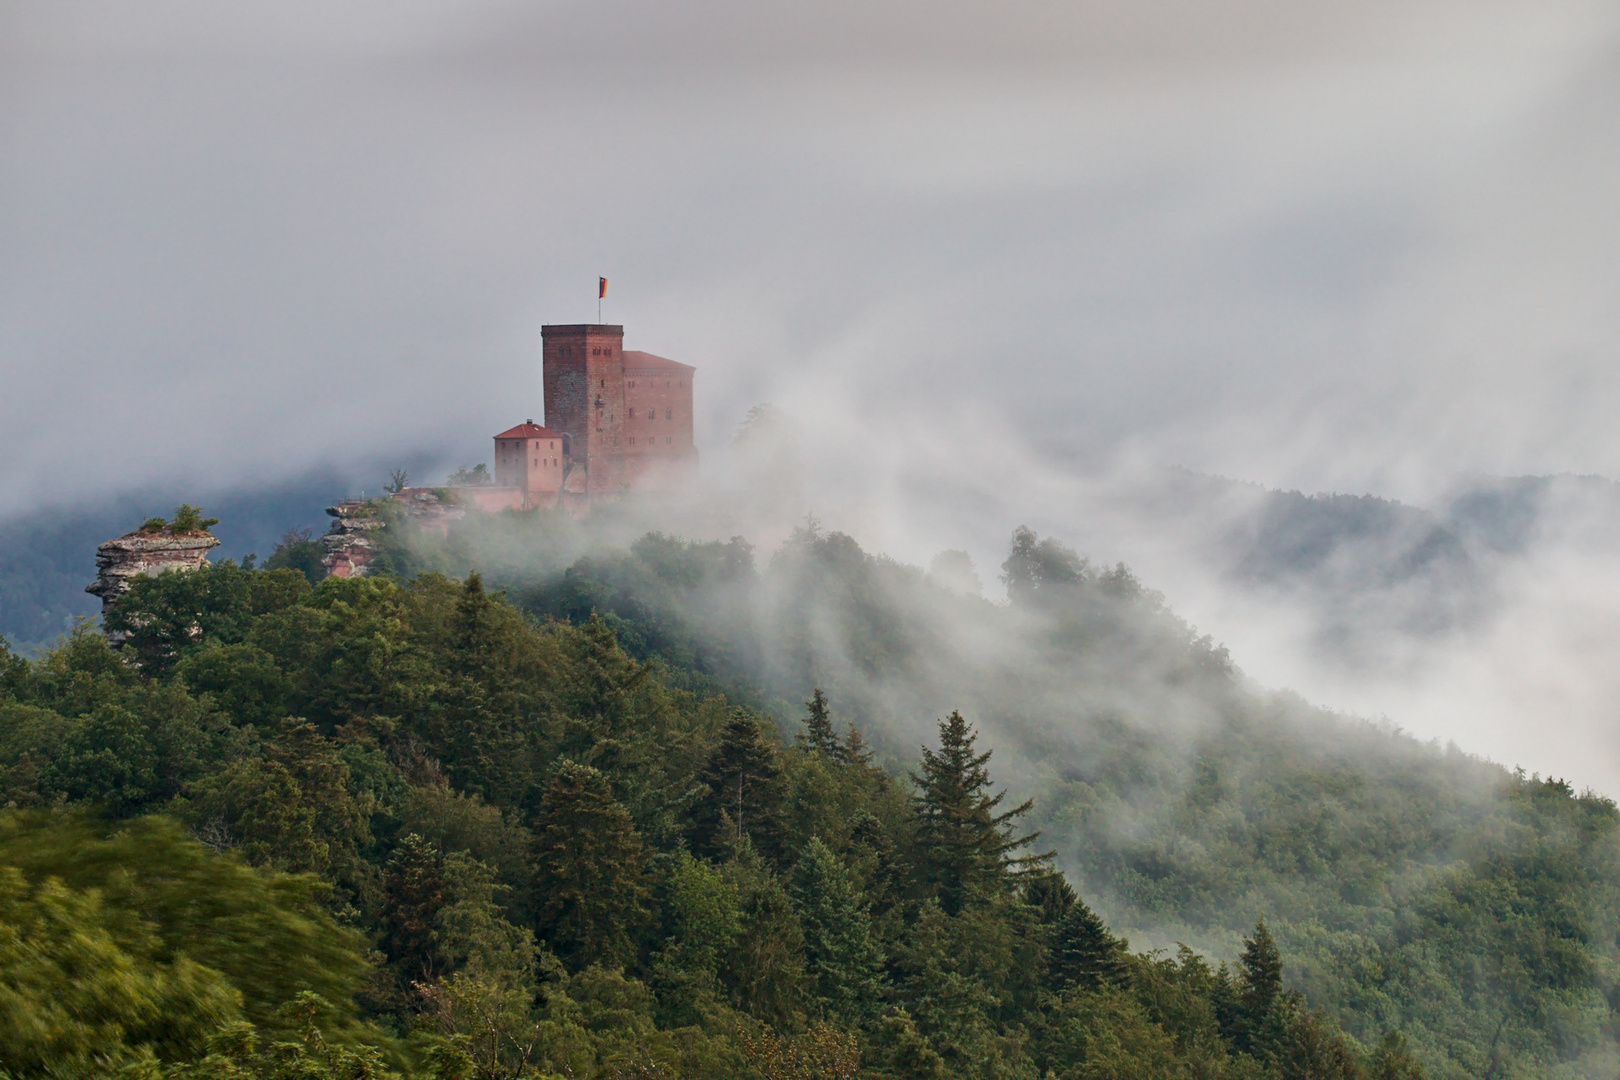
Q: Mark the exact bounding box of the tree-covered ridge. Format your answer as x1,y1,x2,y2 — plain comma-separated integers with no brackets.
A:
0,517,1611,1077
0,556,1404,1080
374,515,1619,1078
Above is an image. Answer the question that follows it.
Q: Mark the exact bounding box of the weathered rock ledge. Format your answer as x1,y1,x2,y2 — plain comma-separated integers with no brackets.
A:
85,530,221,613
323,502,387,578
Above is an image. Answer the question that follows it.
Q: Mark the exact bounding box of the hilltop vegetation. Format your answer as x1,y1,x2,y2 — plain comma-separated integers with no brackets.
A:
0,511,1613,1078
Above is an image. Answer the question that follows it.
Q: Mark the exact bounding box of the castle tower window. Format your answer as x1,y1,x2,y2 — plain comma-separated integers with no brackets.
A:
665,409,672,419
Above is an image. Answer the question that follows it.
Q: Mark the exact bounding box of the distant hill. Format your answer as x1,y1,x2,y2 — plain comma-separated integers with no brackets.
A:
8,466,1618,661
0,472,356,652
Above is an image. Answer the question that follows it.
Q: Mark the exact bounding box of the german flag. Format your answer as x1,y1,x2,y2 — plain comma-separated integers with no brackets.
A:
599,277,608,298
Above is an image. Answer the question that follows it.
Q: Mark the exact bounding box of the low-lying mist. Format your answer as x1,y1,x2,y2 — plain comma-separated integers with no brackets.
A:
393,405,1620,799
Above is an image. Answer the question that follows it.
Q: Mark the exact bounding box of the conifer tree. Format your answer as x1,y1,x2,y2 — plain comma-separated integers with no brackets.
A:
803,688,840,758
848,811,904,919
1047,897,1129,992
1218,919,1287,1058
792,836,885,1020
452,571,496,668
693,712,787,864
911,710,1049,913
1370,1030,1427,1080
840,722,875,767
381,832,450,980
531,760,650,968
1023,870,1078,925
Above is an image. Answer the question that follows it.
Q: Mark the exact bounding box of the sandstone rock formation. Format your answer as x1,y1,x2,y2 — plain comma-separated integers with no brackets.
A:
86,529,221,614
322,501,387,578
323,491,488,578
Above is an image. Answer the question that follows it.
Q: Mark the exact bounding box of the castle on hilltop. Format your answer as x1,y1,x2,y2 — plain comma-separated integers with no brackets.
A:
321,323,700,574
463,323,698,512
81,325,701,601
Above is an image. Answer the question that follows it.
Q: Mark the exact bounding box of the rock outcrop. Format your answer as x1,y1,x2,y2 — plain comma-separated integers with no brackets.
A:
86,529,221,613
322,501,387,578
322,491,489,577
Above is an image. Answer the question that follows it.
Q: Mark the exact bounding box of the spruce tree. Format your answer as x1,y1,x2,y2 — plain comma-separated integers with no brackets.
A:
1370,1030,1427,1080
1219,919,1287,1058
531,760,651,968
1238,918,1283,1018
911,710,1049,913
848,811,904,919
693,711,787,864
803,688,840,758
840,720,875,767
1047,897,1129,991
451,571,496,667
1024,870,1078,925
792,836,885,1021
381,832,450,980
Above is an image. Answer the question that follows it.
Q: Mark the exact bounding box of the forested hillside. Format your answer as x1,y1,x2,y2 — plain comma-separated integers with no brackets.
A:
0,505,1614,1078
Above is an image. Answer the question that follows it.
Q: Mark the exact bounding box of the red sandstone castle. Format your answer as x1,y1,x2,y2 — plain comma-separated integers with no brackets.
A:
468,323,697,511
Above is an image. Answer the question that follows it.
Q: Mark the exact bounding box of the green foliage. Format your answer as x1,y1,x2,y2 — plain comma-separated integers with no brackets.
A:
2,517,1615,1077
912,710,1048,914
381,833,451,983
0,811,376,1047
1000,524,1087,603
263,527,327,587
531,760,650,969
1050,898,1130,993
170,504,221,533
0,864,240,1075
692,711,788,865
105,562,310,675
445,464,492,487
803,688,839,758
792,836,884,1021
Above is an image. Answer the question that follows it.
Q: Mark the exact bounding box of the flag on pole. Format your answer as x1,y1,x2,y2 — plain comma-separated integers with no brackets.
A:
599,277,608,298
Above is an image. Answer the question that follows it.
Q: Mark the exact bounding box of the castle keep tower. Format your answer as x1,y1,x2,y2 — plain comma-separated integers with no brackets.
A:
541,323,696,496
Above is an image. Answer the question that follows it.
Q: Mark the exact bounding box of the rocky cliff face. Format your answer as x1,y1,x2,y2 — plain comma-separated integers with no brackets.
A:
322,501,386,578
322,491,480,578
86,529,221,613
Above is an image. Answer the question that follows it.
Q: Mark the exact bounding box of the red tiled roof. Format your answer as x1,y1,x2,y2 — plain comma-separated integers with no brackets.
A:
494,422,563,440
622,350,695,372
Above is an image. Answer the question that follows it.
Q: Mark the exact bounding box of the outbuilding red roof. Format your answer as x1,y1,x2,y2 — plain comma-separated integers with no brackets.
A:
622,350,695,373
494,421,563,440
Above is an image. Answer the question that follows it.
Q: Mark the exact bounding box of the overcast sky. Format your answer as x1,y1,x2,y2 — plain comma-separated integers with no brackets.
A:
8,0,1620,508
7,0,1620,784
